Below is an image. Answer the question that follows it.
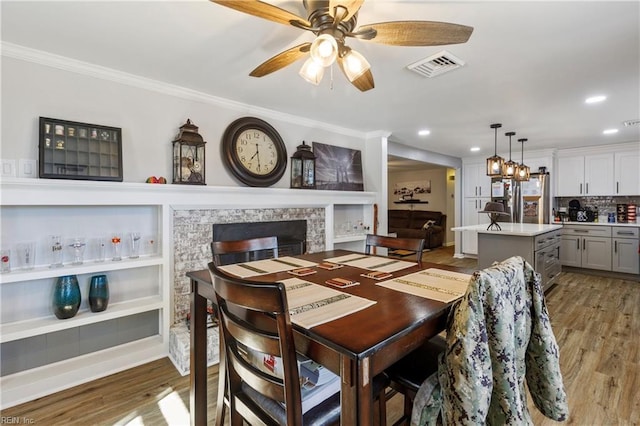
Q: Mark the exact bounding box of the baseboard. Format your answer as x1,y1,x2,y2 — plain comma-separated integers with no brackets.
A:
561,266,640,282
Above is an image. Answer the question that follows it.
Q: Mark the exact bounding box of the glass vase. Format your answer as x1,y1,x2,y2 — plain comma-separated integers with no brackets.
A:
89,274,109,312
53,275,81,320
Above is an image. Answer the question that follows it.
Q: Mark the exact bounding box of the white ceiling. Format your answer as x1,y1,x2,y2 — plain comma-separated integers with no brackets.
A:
2,1,639,160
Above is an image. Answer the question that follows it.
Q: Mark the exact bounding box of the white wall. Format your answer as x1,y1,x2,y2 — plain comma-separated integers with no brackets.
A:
0,52,382,188
388,167,452,244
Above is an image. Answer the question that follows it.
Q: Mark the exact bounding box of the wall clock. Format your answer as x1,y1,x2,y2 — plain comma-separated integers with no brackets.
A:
221,117,287,187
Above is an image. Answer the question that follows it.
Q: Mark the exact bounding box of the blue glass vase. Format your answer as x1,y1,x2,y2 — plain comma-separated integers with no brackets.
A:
89,274,109,312
53,275,81,319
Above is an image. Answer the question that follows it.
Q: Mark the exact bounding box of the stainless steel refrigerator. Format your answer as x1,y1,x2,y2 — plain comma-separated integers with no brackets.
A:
490,172,550,224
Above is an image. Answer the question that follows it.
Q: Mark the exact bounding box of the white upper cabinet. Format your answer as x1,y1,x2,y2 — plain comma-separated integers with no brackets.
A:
463,163,491,198
584,153,615,195
614,149,640,195
557,156,585,196
557,153,614,196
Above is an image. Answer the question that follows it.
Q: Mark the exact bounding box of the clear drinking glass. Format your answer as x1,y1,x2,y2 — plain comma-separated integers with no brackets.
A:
111,234,122,261
69,237,86,265
1,249,11,273
145,234,157,256
17,242,36,270
49,235,64,268
129,232,141,259
94,236,107,262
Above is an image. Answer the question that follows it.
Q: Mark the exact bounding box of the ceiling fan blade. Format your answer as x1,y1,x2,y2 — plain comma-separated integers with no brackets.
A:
249,43,311,77
210,0,310,27
329,0,365,22
358,21,473,46
337,56,374,92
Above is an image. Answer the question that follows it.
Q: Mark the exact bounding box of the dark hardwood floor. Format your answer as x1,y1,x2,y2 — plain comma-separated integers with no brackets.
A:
2,246,638,425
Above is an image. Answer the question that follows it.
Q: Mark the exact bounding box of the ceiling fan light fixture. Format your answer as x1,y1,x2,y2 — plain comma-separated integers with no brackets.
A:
310,34,339,67
299,57,324,85
342,48,370,81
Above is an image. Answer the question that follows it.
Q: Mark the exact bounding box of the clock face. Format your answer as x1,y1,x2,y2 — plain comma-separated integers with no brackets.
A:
235,129,278,176
221,117,287,187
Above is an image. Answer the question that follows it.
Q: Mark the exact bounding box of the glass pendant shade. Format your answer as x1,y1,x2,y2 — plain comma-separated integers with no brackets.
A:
486,155,504,176
310,34,338,67
299,58,324,85
486,123,504,177
342,48,370,81
514,138,530,181
502,131,517,178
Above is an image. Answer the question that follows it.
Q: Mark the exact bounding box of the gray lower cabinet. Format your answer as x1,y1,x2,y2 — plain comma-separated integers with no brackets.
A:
561,224,639,274
612,227,640,274
560,225,612,270
478,228,562,291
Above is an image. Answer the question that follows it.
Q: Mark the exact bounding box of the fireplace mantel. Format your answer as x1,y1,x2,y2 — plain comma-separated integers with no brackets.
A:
0,178,376,208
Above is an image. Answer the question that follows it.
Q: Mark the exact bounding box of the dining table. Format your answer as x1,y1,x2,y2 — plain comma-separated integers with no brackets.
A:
188,249,472,426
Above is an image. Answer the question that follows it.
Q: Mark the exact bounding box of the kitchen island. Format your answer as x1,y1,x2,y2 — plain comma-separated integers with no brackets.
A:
452,223,563,291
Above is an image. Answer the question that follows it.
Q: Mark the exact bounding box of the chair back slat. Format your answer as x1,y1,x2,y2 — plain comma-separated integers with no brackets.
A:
365,234,425,263
208,262,303,425
211,236,279,266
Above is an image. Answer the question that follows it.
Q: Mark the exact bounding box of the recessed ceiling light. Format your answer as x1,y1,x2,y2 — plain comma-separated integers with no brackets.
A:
585,95,606,104
603,128,618,135
418,129,431,136
470,147,480,152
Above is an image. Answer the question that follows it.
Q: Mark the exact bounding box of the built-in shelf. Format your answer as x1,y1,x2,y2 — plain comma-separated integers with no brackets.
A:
394,199,429,204
0,255,163,284
0,335,165,409
333,234,368,243
0,295,164,343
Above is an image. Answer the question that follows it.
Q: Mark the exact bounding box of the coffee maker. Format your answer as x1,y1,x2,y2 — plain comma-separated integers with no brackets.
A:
568,199,580,221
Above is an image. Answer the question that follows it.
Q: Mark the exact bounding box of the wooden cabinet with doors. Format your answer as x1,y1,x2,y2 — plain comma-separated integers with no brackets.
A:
463,162,491,198
557,153,614,196
560,224,612,271
612,226,639,274
614,149,640,196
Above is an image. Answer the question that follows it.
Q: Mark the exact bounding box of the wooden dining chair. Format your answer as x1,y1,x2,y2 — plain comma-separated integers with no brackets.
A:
364,234,425,263
211,236,279,266
385,256,568,425
208,261,341,425
384,337,447,426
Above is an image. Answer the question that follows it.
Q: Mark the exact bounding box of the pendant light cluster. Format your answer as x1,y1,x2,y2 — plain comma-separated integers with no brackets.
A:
485,123,530,181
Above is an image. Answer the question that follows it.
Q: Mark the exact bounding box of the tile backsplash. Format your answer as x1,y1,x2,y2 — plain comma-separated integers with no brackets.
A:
555,196,639,221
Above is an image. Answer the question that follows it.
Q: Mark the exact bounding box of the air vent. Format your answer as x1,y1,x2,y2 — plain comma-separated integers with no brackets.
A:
407,51,465,78
623,119,640,127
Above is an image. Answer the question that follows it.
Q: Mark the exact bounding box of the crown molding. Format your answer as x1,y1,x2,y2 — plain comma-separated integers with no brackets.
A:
1,42,366,139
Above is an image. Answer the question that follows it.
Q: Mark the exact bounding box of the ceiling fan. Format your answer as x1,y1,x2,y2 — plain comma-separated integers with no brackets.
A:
211,0,473,92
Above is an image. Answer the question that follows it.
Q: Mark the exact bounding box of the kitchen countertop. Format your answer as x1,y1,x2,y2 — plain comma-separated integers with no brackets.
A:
451,223,563,237
556,221,640,228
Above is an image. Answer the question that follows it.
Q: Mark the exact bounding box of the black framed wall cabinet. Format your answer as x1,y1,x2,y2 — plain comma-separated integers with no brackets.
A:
39,117,123,181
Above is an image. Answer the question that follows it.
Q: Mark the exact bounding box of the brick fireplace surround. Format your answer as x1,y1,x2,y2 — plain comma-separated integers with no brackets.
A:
172,207,325,324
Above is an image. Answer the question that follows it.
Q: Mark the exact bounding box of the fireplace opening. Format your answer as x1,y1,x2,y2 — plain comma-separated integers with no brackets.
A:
212,220,307,264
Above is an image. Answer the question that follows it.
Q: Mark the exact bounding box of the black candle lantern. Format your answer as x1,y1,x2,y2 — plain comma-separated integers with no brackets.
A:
172,119,206,185
290,141,316,189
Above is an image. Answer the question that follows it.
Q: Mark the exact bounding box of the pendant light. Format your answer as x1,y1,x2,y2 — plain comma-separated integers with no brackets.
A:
502,131,517,178
515,138,530,181
486,123,504,177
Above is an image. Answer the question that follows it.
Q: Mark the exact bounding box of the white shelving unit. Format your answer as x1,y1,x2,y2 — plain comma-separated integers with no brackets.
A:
0,179,170,409
0,178,378,409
